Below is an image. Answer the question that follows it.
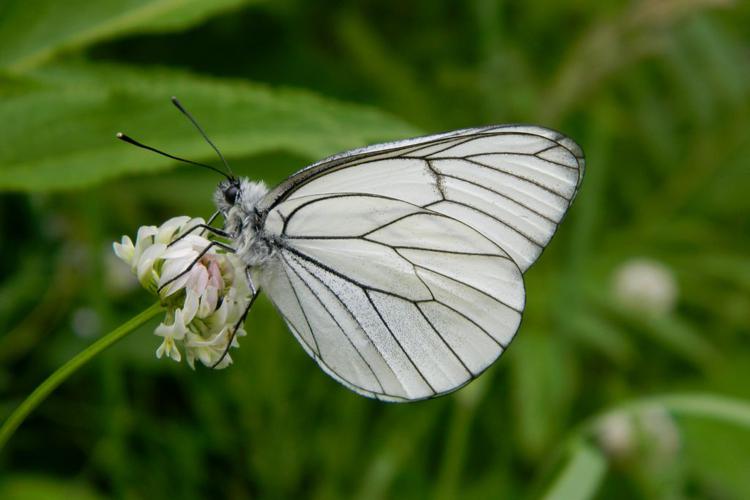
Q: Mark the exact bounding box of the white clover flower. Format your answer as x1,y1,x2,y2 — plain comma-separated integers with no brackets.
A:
611,258,678,316
596,405,681,468
113,216,250,369
596,412,635,461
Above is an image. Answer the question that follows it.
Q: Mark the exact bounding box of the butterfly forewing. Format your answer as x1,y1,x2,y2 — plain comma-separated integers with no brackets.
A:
261,125,584,272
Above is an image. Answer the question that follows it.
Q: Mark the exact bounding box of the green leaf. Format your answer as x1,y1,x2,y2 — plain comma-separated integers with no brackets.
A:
0,0,254,73
0,475,104,500
638,314,721,370
0,62,419,191
682,419,750,499
541,441,607,500
657,394,750,430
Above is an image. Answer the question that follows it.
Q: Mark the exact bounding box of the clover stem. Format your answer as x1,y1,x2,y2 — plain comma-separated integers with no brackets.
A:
0,302,164,452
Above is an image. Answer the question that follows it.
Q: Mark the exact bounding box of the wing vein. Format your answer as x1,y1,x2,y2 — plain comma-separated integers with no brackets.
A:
282,251,388,395
279,259,321,357
281,192,425,235
455,158,574,200
413,263,522,314
363,289,436,395
439,172,558,224
426,159,446,199
414,304,475,378
416,301,505,349
462,152,578,171
435,199,545,248
281,244,418,303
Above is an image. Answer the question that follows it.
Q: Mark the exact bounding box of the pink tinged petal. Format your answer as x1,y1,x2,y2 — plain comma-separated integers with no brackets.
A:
206,258,224,292
189,265,210,294
197,287,218,318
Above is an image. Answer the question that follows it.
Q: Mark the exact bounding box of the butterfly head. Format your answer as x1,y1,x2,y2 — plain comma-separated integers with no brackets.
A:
214,177,270,237
219,177,241,207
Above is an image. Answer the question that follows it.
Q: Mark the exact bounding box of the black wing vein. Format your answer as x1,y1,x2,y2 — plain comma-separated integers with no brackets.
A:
362,289,436,395
281,251,390,396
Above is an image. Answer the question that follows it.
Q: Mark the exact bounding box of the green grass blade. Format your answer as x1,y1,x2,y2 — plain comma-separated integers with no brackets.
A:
541,441,607,500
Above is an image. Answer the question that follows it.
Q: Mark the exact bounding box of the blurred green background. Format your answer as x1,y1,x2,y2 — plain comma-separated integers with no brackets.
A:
1,0,749,498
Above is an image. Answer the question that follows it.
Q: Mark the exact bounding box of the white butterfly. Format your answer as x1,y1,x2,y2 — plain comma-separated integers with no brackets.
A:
121,105,584,402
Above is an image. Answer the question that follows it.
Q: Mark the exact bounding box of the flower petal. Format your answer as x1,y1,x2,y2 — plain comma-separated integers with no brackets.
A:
136,243,167,285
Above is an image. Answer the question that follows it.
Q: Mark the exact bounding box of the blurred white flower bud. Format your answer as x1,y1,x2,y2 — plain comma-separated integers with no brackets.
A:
639,406,680,459
71,307,102,339
612,258,678,315
596,412,634,461
596,404,681,467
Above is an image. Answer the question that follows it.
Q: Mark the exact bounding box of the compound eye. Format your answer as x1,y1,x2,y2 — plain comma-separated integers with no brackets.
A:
224,185,239,204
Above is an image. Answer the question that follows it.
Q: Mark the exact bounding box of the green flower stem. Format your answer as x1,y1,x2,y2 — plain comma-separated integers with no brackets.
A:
0,302,164,452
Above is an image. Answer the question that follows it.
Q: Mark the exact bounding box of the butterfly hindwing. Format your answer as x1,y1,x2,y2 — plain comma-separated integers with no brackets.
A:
259,194,524,401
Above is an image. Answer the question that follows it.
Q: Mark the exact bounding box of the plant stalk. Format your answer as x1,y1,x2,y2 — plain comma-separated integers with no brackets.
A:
0,302,163,452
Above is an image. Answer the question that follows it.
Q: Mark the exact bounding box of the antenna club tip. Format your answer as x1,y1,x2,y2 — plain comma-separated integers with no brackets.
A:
171,95,179,103
116,132,124,138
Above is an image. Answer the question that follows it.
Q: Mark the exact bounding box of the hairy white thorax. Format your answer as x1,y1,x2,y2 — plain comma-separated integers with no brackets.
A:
214,178,272,267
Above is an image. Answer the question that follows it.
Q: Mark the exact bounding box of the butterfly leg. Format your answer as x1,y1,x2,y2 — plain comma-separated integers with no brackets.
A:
211,267,259,368
169,224,231,245
169,212,230,247
157,240,236,294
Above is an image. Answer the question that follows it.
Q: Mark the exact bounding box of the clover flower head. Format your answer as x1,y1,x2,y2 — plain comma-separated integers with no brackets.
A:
611,258,678,316
113,216,250,368
596,405,680,468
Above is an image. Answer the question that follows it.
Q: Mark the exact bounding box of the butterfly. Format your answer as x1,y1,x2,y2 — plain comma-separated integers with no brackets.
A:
119,98,584,402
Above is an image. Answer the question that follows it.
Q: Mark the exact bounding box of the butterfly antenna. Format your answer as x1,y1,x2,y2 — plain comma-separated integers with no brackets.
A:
171,96,234,177
116,132,232,180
